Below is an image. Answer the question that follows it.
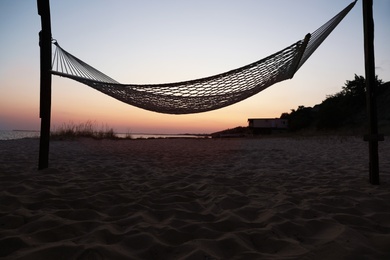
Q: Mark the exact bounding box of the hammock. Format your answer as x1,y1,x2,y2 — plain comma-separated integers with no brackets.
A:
51,1,356,114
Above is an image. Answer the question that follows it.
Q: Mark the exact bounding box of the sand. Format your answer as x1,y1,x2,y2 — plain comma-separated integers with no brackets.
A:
0,137,389,259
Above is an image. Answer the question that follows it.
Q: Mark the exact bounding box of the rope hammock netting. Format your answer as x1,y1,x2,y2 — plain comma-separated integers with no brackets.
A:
51,1,356,114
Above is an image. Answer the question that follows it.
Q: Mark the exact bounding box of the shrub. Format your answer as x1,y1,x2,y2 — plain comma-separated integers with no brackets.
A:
51,121,120,140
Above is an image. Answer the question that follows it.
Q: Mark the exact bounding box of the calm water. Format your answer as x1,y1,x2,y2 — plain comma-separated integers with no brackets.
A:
0,130,208,140
116,133,209,139
0,130,40,140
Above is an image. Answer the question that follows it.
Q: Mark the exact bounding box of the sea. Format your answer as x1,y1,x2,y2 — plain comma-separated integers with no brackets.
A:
0,130,209,140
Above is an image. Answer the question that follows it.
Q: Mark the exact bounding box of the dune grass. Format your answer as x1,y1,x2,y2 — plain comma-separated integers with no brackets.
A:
51,121,130,140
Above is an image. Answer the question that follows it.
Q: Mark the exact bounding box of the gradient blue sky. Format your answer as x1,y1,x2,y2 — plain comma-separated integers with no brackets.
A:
1,1,389,134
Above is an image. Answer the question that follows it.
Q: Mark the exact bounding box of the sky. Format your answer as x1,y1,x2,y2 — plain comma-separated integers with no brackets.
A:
1,0,389,134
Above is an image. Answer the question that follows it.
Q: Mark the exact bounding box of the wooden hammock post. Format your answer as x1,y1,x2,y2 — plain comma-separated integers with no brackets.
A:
363,0,381,184
37,0,52,170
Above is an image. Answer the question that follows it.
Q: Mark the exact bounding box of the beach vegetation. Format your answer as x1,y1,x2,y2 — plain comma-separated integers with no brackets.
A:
50,121,127,140
281,75,389,134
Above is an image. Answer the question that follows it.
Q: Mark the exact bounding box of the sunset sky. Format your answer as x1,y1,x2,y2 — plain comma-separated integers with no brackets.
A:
1,1,389,134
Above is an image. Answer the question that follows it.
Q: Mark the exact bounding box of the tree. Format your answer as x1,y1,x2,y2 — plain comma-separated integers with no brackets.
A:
281,75,385,132
341,74,383,97
283,105,314,131
341,74,366,97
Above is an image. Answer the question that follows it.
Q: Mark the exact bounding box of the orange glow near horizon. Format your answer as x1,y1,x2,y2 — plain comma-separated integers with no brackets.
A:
47,76,288,134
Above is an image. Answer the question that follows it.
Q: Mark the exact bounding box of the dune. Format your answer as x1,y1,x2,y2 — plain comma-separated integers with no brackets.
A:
0,137,389,259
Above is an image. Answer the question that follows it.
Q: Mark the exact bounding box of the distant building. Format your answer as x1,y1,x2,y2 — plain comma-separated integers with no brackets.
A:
248,118,288,134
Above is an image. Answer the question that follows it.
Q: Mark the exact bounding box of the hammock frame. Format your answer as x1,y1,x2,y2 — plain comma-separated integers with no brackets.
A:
37,0,362,172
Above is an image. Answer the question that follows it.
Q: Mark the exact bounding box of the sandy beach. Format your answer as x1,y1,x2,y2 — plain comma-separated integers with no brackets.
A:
1,137,389,259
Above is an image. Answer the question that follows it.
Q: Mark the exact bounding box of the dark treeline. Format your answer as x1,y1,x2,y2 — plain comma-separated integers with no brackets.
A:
281,74,390,134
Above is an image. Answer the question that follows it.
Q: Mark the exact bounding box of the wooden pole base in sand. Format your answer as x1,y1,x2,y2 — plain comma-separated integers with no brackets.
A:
363,0,382,185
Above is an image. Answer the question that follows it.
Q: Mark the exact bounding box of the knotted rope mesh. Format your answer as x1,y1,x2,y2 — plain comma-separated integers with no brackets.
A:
51,1,356,114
